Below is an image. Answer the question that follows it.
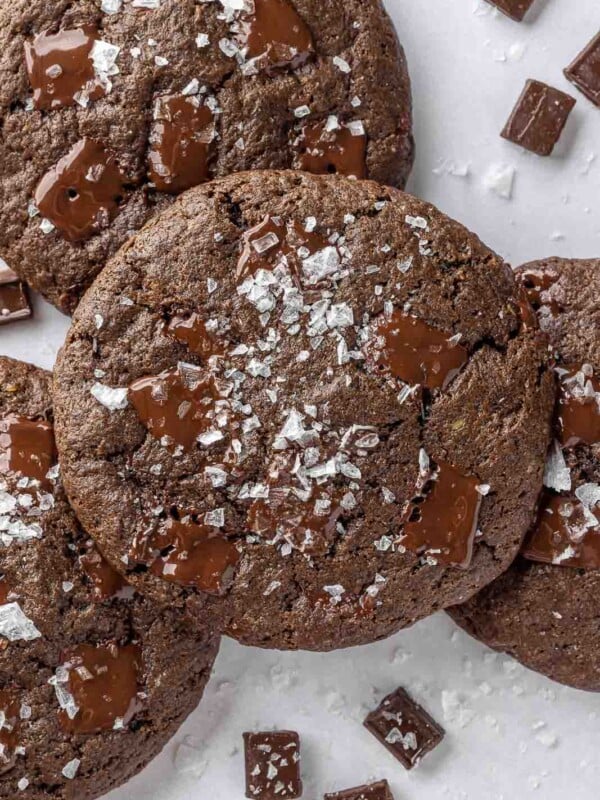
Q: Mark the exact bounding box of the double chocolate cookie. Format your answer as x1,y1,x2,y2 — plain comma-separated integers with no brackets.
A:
450,258,600,691
0,356,221,798
0,0,413,313
53,171,554,651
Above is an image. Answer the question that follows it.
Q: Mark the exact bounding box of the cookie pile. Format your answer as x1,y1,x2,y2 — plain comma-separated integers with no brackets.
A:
0,1,599,799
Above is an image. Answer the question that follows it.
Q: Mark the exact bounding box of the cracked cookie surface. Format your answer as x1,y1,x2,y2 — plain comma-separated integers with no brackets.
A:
0,0,413,313
53,171,554,651
0,356,221,799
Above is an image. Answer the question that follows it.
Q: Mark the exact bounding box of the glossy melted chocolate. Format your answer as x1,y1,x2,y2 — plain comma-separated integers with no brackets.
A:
556,365,600,448
131,516,240,595
148,95,215,193
241,0,314,72
295,120,367,179
371,310,468,390
79,545,127,602
59,643,142,734
0,688,21,774
34,139,126,243
401,460,482,568
522,491,600,569
167,314,225,360
129,364,232,450
237,215,332,284
25,27,104,110
0,414,56,486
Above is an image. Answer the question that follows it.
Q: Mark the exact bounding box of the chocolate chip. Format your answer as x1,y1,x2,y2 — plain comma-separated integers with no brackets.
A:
0,263,31,326
243,731,302,799
324,780,394,800
565,32,600,107
34,139,127,243
501,80,576,156
484,0,536,21
364,687,444,770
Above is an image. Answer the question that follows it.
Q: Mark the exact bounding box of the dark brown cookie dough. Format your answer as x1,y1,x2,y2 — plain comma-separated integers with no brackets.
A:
0,0,413,313
0,356,221,799
449,258,600,692
53,171,554,651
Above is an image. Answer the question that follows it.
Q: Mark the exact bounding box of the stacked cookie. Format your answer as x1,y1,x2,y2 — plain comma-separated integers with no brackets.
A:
1,1,599,799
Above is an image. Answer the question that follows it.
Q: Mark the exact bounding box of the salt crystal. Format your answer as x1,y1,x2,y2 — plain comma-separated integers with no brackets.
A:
90,383,129,411
0,603,41,641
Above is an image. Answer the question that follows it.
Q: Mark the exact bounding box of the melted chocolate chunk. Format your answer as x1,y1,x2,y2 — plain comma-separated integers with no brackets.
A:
565,32,600,108
0,414,55,485
370,311,468,390
522,491,600,569
515,286,539,331
501,80,576,156
0,577,9,605
148,94,215,193
401,460,483,568
59,643,142,734
557,365,600,448
0,269,31,326
79,545,127,602
237,215,331,284
295,120,367,179
167,314,225,359
130,516,240,596
0,688,21,774
129,363,233,450
24,27,105,110
243,730,302,799
248,456,342,556
34,138,127,243
484,0,535,20
324,780,394,800
364,687,444,770
240,0,314,72
519,265,560,314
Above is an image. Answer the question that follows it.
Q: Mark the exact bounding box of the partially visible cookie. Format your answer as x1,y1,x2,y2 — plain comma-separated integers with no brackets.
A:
53,171,554,652
0,0,413,313
449,258,600,691
0,356,221,799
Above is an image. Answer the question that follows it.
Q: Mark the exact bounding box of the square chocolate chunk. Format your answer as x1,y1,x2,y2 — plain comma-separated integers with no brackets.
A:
565,33,600,107
244,731,302,799
484,0,536,21
501,79,576,156
364,688,444,770
0,262,31,326
324,780,394,800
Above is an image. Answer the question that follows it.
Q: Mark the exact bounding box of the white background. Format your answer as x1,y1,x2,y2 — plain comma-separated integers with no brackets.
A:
3,1,600,798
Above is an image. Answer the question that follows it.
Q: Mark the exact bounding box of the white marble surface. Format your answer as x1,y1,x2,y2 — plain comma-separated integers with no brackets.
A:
2,1,600,798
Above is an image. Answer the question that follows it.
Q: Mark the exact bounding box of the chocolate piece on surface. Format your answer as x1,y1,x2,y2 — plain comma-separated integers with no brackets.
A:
501,79,575,156
324,780,394,800
244,731,302,799
484,0,536,21
364,687,444,770
565,32,600,107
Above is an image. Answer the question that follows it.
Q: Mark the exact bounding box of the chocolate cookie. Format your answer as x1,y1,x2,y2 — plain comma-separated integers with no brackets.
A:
53,171,554,651
449,258,600,691
0,355,221,798
0,0,413,313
